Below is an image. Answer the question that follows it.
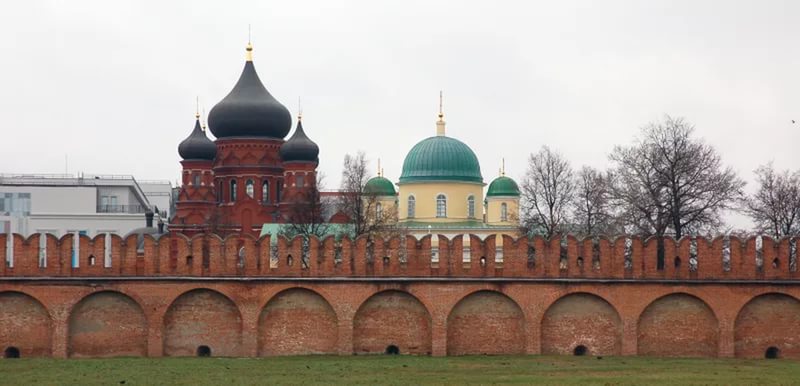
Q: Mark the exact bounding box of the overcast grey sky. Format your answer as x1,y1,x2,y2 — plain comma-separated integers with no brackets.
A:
1,1,797,201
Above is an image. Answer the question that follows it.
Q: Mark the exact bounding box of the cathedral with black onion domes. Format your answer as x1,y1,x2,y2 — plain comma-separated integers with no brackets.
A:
171,42,319,236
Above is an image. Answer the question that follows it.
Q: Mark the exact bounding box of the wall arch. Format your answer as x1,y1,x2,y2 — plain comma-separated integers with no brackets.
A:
447,290,525,355
541,292,622,356
0,291,52,357
353,290,432,355
163,288,242,357
258,287,338,356
68,291,147,357
637,293,718,357
734,293,800,359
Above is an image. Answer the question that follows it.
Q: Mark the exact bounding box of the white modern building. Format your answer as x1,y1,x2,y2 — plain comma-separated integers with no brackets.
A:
0,173,172,238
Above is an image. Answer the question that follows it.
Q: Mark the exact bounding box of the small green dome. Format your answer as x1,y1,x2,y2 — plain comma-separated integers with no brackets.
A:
365,176,396,196
399,136,483,183
486,176,520,197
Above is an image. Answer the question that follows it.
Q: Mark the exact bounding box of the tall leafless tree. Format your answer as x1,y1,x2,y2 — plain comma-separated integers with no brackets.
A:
521,146,575,238
338,151,388,238
610,116,745,266
743,163,800,237
572,166,618,236
279,173,331,239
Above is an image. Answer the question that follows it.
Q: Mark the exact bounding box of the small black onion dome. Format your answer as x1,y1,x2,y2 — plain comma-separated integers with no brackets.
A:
280,119,319,163
178,118,217,160
207,47,292,139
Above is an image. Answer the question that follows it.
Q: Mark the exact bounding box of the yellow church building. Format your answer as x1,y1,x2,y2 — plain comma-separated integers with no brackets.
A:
364,96,522,242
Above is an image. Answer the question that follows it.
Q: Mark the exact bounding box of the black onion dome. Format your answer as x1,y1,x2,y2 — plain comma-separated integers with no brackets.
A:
178,118,217,160
280,120,319,163
207,52,292,139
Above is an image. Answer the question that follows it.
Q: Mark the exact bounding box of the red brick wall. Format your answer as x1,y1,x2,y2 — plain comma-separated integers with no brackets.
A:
0,291,51,357
734,293,800,359
163,289,243,357
637,293,719,357
68,291,147,357
353,290,432,355
541,293,622,356
258,288,338,356
1,232,800,359
447,291,525,355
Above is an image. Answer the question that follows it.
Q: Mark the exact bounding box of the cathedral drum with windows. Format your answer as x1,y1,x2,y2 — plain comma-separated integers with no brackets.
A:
385,99,521,240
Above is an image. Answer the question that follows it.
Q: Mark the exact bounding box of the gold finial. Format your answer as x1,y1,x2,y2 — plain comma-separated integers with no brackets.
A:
501,158,506,176
246,25,254,62
377,158,381,177
298,97,303,121
195,96,200,119
436,91,446,136
201,106,207,132
438,90,444,121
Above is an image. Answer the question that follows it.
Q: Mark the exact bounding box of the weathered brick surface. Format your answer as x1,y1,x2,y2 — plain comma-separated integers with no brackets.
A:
353,290,432,355
68,291,147,357
734,293,800,359
637,294,719,357
447,291,525,355
0,291,51,357
258,288,338,356
541,293,622,356
1,232,799,358
163,289,243,357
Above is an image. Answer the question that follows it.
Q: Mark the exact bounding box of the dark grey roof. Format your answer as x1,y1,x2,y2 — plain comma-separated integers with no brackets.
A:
207,59,291,139
280,120,319,163
178,118,217,160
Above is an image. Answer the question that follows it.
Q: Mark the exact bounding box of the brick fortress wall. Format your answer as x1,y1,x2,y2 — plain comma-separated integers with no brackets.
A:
0,232,798,359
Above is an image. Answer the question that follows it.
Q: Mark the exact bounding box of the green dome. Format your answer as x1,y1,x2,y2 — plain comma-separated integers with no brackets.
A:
399,136,483,183
364,176,396,196
486,176,520,197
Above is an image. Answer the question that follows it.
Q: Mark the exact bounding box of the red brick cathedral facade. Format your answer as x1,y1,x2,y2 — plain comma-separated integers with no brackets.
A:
171,43,319,236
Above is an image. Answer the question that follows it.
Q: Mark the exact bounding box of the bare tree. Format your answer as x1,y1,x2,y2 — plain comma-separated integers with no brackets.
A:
572,166,619,236
338,152,377,237
610,115,745,266
279,173,331,239
521,146,575,238
743,163,800,237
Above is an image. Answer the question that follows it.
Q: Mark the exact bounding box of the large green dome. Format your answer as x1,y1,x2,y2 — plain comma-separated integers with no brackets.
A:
365,176,396,196
486,176,520,197
399,136,483,184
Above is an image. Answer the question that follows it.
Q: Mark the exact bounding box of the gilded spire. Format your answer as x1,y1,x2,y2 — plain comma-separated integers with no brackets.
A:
246,25,253,62
201,107,207,132
377,158,382,177
436,90,446,136
500,158,506,176
195,96,200,119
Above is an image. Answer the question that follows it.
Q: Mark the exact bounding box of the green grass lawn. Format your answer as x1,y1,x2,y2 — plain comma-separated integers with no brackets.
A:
0,355,798,385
